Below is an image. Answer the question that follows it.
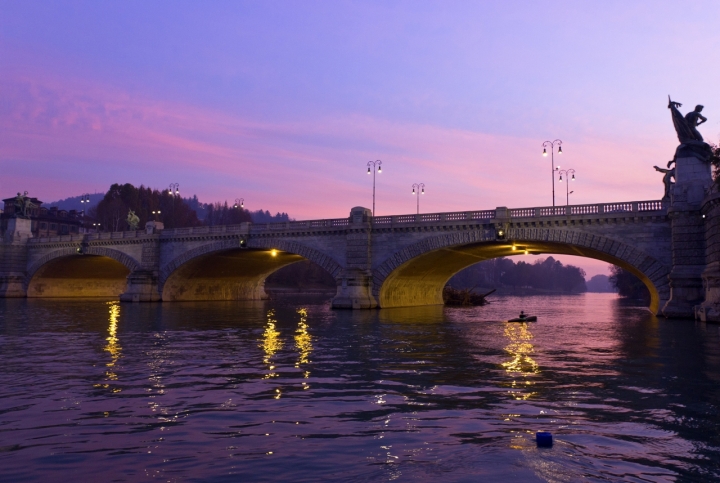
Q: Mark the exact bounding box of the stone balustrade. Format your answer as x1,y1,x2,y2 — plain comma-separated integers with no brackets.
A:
25,199,667,243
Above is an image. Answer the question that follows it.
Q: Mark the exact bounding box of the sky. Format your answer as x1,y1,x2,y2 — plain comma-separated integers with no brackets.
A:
2,1,719,278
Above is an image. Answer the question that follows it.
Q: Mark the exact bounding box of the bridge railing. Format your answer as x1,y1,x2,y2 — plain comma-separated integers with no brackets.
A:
368,200,665,227
26,200,666,243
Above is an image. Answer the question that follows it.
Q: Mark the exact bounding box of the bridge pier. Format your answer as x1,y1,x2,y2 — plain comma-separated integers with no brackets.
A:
662,144,712,318
331,269,377,309
331,207,378,309
119,270,161,302
0,218,32,298
697,192,720,322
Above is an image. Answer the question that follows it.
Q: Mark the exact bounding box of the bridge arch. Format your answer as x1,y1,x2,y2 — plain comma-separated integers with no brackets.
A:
159,237,342,301
372,228,670,313
25,246,141,298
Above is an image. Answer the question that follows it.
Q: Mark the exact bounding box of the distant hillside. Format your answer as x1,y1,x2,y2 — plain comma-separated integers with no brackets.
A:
46,193,104,212
586,274,615,293
181,196,291,223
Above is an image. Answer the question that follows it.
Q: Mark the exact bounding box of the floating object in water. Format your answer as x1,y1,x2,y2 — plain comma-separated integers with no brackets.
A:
508,311,537,322
536,431,553,447
443,287,495,306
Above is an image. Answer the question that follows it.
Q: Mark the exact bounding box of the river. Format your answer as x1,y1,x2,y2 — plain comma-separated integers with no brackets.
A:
0,293,718,482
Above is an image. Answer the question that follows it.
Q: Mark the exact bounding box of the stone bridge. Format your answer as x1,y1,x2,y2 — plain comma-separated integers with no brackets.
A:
2,144,719,319
0,198,680,313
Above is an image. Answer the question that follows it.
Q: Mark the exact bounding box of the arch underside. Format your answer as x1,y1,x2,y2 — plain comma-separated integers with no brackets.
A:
161,248,306,301
27,255,131,298
376,240,669,313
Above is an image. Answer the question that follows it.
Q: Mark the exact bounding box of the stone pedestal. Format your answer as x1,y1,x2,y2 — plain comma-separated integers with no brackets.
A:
3,218,33,244
662,145,712,318
331,207,378,309
145,221,164,235
119,270,161,302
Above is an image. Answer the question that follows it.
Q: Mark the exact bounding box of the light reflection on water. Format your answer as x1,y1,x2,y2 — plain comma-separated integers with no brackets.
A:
0,293,718,482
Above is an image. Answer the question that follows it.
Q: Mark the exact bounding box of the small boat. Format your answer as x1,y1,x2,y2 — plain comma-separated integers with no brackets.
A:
508,312,537,322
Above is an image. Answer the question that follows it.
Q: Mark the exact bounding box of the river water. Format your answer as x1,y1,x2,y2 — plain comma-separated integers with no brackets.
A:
0,293,719,482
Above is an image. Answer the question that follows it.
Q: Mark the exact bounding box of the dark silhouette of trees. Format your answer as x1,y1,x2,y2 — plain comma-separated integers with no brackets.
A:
448,256,587,293
608,265,650,301
709,143,720,183
89,183,201,231
250,210,292,223
88,184,291,231
204,201,252,226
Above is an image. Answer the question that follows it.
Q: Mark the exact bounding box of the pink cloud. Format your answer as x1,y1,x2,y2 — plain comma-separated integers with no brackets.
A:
1,71,672,223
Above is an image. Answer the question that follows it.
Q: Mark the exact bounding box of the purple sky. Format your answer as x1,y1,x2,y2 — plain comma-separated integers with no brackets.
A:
2,1,719,277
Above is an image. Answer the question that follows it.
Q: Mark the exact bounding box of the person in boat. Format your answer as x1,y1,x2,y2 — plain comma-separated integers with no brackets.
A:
518,311,526,319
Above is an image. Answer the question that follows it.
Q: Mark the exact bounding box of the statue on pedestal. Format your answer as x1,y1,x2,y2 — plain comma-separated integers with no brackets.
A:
668,96,707,143
654,161,676,200
126,210,140,231
668,96,712,162
13,191,36,218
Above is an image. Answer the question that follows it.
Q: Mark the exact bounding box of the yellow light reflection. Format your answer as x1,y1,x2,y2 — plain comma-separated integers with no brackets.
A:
502,322,539,400
294,308,312,368
261,309,283,381
104,301,122,387
294,308,313,390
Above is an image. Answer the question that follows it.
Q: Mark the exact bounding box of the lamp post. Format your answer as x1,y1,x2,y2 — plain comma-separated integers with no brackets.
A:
80,193,91,207
168,183,179,227
152,210,161,221
542,140,563,206
411,183,425,214
557,169,576,206
93,222,101,233
366,160,382,216
234,198,244,209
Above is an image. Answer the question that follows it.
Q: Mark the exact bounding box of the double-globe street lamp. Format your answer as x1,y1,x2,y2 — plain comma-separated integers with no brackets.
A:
557,169,576,206
542,139,563,206
152,210,161,221
234,198,244,209
367,160,382,216
168,183,180,226
411,183,425,214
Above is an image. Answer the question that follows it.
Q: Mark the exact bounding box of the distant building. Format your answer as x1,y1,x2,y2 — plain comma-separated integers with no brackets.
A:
1,196,85,236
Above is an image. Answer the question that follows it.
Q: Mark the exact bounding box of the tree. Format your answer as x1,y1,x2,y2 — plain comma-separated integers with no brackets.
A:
204,201,252,226
448,256,586,293
709,143,720,184
608,265,650,301
90,183,202,231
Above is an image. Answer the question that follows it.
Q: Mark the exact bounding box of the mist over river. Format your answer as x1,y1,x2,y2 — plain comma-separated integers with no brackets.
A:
0,293,719,482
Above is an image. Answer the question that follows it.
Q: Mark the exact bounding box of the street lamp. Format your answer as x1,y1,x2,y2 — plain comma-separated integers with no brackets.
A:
152,210,161,221
542,139,563,206
80,194,91,206
366,160,382,216
93,222,101,233
168,183,180,227
557,169,576,206
234,198,244,209
411,183,425,214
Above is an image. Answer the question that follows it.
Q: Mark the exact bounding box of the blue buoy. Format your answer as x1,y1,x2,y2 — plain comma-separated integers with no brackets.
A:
536,431,553,447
